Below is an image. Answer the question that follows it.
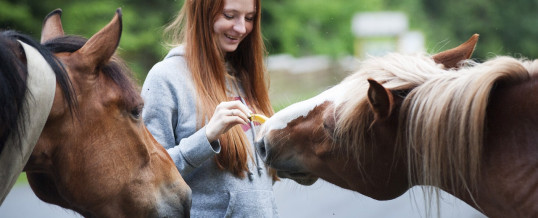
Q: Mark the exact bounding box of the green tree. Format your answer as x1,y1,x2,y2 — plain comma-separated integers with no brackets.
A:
1,0,535,81
0,0,182,81
417,0,537,59
262,0,385,57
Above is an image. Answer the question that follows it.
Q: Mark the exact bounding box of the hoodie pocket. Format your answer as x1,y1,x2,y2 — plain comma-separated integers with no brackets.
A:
224,190,278,218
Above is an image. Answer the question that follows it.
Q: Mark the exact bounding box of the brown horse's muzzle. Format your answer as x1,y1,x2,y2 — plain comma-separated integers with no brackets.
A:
157,186,192,218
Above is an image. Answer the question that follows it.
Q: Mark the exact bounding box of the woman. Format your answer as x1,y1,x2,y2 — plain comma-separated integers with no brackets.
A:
141,0,278,217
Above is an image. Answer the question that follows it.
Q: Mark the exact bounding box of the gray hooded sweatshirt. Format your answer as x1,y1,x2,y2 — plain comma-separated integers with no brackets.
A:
141,45,278,218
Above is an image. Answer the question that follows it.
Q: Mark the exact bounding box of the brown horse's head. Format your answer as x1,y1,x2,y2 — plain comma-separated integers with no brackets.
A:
23,9,191,217
256,35,479,200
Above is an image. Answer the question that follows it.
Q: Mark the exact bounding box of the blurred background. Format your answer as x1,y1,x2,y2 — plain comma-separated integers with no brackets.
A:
1,0,536,217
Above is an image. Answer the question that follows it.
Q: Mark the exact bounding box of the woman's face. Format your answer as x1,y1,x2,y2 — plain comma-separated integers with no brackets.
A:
213,0,256,53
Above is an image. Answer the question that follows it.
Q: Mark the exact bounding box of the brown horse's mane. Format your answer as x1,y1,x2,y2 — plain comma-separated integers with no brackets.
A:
334,53,537,197
44,35,142,110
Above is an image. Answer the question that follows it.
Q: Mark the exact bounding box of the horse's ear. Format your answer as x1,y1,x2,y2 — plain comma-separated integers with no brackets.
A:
433,34,479,69
41,9,64,43
76,8,122,69
367,79,394,120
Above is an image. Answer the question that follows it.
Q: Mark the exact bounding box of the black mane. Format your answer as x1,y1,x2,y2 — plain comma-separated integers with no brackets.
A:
0,31,75,154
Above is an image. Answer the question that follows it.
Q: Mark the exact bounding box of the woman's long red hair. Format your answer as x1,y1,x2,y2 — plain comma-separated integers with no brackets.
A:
164,0,274,178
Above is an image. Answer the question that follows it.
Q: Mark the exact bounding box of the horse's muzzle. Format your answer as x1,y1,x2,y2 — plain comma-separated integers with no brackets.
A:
156,185,191,218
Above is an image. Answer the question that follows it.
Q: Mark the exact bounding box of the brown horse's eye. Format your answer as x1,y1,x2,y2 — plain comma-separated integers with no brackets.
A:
323,122,334,135
323,116,335,132
130,105,143,119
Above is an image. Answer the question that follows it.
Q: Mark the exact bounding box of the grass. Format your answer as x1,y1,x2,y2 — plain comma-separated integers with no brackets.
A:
14,172,28,186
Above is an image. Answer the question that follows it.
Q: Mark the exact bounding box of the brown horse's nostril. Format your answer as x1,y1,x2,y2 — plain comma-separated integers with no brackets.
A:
255,138,268,162
183,190,192,218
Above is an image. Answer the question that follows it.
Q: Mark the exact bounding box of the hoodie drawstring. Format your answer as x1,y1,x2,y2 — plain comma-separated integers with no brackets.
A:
239,97,263,181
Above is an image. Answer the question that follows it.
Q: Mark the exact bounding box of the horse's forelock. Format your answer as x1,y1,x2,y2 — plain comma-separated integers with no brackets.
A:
103,56,142,109
44,35,87,53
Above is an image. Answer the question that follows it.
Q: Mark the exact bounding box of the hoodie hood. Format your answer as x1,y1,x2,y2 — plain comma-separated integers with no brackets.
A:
165,45,186,59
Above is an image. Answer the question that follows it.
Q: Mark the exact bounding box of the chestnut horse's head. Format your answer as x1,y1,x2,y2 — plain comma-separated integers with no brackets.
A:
23,9,191,217
256,35,480,200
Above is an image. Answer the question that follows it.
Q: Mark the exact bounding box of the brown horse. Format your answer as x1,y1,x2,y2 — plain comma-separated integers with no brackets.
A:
256,34,538,218
0,9,191,217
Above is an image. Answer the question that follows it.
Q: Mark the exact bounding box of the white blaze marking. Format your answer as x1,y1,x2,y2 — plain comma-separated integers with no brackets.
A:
265,84,347,131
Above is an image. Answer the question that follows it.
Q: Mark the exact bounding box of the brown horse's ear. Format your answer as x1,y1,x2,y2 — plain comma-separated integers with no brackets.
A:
76,8,122,69
433,34,479,69
41,9,64,43
367,79,394,120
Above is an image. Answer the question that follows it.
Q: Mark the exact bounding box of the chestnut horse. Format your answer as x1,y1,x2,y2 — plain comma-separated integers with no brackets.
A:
0,9,191,217
256,34,538,218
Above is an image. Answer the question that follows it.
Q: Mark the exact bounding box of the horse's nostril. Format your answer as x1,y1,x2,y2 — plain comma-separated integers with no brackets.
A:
255,139,267,161
259,146,266,159
183,190,192,218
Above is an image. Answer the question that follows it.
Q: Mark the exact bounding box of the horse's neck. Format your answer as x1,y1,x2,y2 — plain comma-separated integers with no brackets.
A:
448,75,538,217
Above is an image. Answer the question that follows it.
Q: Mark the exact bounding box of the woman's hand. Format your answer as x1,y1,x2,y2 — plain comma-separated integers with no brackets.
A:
205,100,252,142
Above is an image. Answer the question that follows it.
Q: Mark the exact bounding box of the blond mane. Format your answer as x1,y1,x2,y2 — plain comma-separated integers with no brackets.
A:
334,53,536,197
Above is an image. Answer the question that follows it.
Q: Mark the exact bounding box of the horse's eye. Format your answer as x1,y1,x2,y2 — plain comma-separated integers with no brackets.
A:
323,121,335,137
130,105,143,119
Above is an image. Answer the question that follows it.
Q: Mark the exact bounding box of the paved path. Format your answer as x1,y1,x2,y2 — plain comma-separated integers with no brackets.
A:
274,180,486,218
1,180,485,218
0,185,82,218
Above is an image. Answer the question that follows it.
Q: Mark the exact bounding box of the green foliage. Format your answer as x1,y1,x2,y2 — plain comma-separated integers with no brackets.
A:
0,0,535,82
15,172,27,186
416,0,537,59
0,0,182,81
0,1,37,32
262,0,385,57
